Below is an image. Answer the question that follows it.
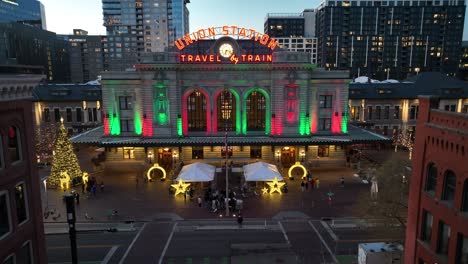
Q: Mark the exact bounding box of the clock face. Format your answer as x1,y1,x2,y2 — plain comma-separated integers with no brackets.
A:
219,43,234,58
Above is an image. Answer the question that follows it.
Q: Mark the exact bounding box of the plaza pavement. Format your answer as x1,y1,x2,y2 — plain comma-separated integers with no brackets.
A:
40,146,372,223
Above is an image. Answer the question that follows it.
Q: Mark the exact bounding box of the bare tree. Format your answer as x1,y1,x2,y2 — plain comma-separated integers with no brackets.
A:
354,154,411,239
34,122,59,165
393,131,414,160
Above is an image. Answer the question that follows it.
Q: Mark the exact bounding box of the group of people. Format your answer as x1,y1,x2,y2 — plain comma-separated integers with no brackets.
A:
301,177,320,191
186,188,243,214
81,175,105,197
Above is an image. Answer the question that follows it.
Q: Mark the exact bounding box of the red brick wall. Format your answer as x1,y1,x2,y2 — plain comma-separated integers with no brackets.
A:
0,100,47,263
405,96,468,264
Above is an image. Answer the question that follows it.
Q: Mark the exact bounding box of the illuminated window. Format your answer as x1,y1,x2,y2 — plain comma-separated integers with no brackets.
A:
192,146,204,159
350,106,361,121
122,147,135,159
8,126,21,163
187,91,207,132
246,91,266,131
15,183,28,225
217,90,236,131
318,145,329,157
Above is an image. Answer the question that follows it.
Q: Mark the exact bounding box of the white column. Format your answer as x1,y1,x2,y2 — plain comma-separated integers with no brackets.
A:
424,35,429,67
360,8,364,35
394,36,398,67
375,8,379,35
409,36,414,67
420,7,424,35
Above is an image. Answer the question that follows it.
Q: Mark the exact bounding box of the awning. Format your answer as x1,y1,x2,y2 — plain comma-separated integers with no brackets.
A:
243,162,283,182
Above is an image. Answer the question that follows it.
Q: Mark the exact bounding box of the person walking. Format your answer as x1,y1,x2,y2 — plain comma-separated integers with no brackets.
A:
237,213,243,227
81,183,85,194
340,176,345,187
315,178,320,189
184,191,187,202
197,196,202,207
100,181,105,192
310,177,315,190
305,180,309,190
91,183,96,196
300,181,305,192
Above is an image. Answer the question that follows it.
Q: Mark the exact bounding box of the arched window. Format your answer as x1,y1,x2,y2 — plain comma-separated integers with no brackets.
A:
462,180,468,212
8,126,22,163
187,91,207,131
217,90,236,131
246,91,266,131
442,170,456,203
425,163,437,196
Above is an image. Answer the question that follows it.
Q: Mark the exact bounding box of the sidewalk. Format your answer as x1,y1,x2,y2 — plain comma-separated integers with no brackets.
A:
44,222,137,235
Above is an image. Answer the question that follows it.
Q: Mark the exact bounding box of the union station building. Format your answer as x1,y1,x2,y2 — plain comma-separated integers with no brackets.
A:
71,28,388,170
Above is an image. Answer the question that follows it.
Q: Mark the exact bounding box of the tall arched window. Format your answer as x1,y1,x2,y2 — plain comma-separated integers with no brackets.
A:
217,90,236,131
8,126,22,163
187,90,207,131
425,163,437,196
442,170,456,203
246,91,266,131
462,180,468,212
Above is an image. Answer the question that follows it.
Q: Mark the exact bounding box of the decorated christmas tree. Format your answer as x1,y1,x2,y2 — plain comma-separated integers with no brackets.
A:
48,119,83,188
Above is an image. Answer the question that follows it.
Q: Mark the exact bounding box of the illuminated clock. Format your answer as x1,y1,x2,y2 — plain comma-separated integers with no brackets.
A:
219,43,234,58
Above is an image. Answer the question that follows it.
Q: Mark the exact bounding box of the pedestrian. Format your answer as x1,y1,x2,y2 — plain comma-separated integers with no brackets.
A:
305,181,309,190
91,184,96,196
237,213,243,227
75,192,80,205
100,181,105,192
341,176,345,187
310,178,315,189
81,182,85,194
197,196,202,207
184,191,187,202
301,181,305,192
315,178,320,189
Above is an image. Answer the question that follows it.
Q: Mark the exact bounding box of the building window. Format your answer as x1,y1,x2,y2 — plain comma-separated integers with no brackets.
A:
122,147,134,159
463,105,468,113
76,108,82,122
15,183,28,225
66,108,72,122
246,91,266,131
425,163,437,196
250,146,262,159
319,95,333,108
350,106,361,121
394,106,400,119
442,170,456,204
187,91,207,132
88,108,93,122
217,90,236,131
221,146,233,158
17,241,33,264
120,120,134,133
54,108,61,122
93,108,98,122
0,133,3,169
384,106,390,119
318,118,331,131
462,180,468,212
457,234,468,264
2,255,14,264
318,145,329,157
410,105,419,120
0,191,11,240
367,106,373,120
192,146,204,159
119,96,133,110
437,221,450,256
444,104,456,112
375,106,381,120
421,210,433,243
8,126,21,163
43,108,50,122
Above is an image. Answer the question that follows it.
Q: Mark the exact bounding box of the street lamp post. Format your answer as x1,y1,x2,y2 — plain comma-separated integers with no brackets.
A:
147,152,153,164
276,150,280,162
300,150,305,162
172,151,177,169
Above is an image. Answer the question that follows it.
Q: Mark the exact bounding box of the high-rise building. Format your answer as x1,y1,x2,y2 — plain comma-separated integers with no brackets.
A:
264,10,318,64
102,0,190,71
315,0,466,80
0,0,46,29
405,96,468,264
59,29,108,83
458,41,468,80
0,66,47,263
0,22,70,83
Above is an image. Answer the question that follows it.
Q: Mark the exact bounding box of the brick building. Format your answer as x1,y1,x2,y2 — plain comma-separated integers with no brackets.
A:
405,96,468,264
0,71,47,263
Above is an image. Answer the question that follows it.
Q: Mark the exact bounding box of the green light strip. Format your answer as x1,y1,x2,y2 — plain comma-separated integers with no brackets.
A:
134,110,142,135
177,116,183,136
341,112,348,133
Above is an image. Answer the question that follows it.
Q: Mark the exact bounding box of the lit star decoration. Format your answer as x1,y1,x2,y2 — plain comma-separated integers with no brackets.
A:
262,187,269,194
266,177,285,194
171,180,190,196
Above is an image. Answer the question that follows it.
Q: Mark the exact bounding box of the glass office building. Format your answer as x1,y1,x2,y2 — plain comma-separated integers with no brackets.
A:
0,0,46,29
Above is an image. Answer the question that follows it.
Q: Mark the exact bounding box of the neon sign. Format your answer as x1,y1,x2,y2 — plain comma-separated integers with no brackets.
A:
179,54,273,64
174,26,279,51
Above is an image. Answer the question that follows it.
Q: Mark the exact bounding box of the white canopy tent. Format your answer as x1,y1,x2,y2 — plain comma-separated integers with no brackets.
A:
243,161,283,182
176,162,216,182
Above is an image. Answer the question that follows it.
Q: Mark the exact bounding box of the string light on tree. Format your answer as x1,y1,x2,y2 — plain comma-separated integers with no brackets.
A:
47,118,83,188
